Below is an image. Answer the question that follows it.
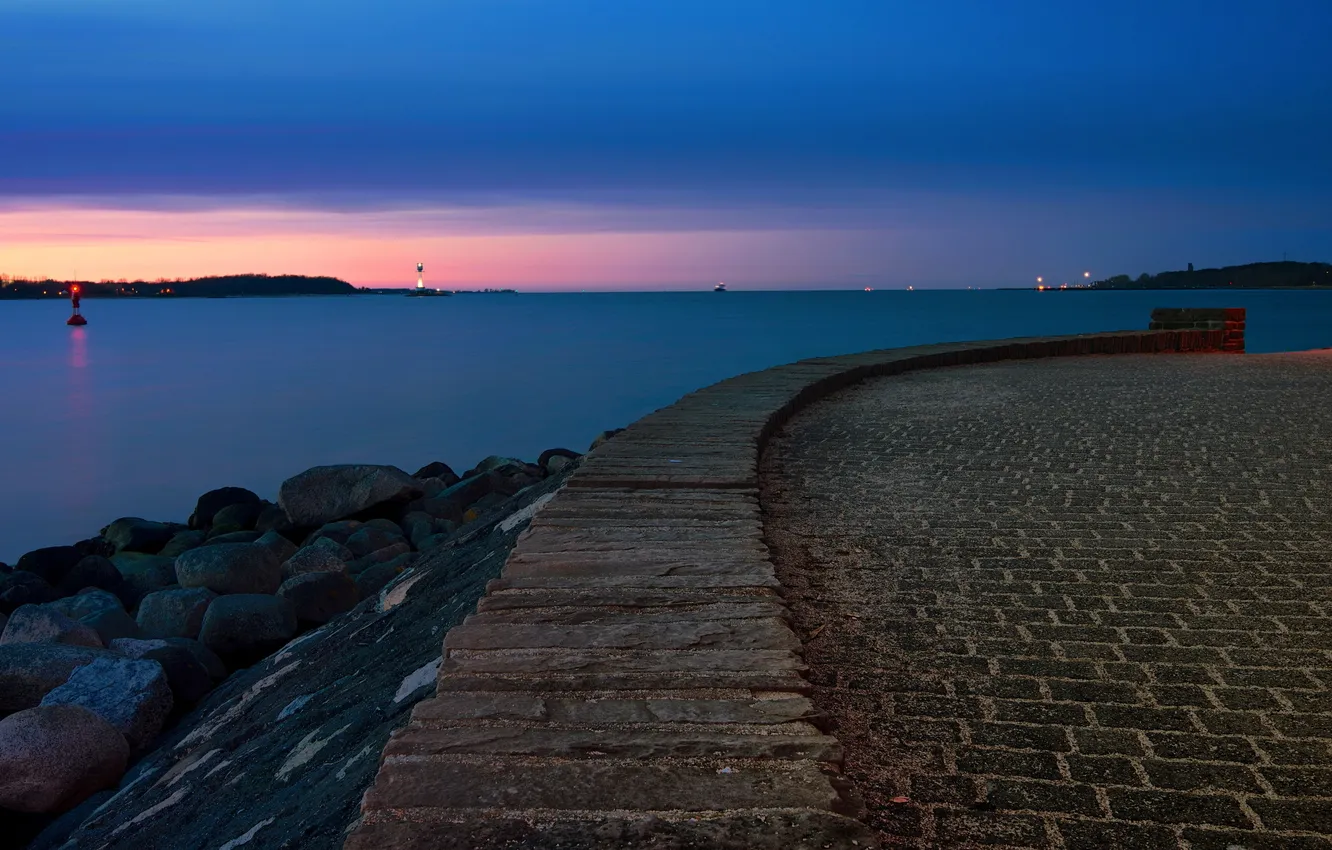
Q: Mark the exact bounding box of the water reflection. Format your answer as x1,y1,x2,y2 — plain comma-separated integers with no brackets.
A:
64,326,95,525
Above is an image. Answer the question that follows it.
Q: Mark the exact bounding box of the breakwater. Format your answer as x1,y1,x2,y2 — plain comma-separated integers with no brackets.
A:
349,318,1244,848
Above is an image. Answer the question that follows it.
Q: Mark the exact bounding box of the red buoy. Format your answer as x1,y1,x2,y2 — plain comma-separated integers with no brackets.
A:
67,285,87,326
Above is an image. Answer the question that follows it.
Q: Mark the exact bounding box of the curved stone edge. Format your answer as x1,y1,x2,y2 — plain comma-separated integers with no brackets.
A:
345,327,1235,850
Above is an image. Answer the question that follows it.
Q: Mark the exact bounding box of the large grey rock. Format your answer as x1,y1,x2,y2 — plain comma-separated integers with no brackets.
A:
136,587,216,639
158,530,206,558
353,553,416,598
204,529,263,545
345,525,405,558
0,705,128,813
0,605,102,648
176,543,281,595
305,519,363,547
417,472,496,521
162,637,227,680
0,570,59,614
253,502,296,536
41,656,173,752
278,571,360,626
0,644,114,711
57,555,124,597
199,595,297,667
81,607,143,644
47,589,123,622
210,501,264,533
348,542,413,575
109,638,214,704
189,486,262,530
278,464,423,527
110,552,177,605
412,460,459,483
102,518,182,554
281,539,350,581
256,529,297,564
14,547,83,586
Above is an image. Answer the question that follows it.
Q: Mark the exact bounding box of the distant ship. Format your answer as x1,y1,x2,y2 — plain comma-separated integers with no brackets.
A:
714,282,727,292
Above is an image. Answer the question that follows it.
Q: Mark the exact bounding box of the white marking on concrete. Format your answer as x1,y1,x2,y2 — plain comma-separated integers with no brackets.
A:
154,748,221,789
499,487,561,534
277,693,313,721
218,817,276,850
275,723,350,782
335,743,379,780
274,630,324,664
178,660,302,749
378,571,425,612
107,787,188,838
393,656,442,704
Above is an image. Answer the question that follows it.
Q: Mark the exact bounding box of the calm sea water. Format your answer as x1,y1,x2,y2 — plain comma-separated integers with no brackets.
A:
2,289,1330,561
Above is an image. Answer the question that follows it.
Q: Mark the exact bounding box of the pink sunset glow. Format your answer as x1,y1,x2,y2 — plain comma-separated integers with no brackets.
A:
0,202,891,290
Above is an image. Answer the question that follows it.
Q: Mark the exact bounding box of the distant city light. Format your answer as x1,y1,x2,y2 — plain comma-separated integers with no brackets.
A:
1036,276,1043,283
1084,271,1091,278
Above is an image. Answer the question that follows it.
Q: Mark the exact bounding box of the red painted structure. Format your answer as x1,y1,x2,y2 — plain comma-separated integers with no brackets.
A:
67,285,87,326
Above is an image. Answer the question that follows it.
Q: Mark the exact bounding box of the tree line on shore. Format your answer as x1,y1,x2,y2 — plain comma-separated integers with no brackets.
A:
0,274,356,299
1092,261,1331,290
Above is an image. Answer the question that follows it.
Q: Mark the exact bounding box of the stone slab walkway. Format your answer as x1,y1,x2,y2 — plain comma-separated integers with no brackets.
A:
763,352,1332,848
345,329,1239,849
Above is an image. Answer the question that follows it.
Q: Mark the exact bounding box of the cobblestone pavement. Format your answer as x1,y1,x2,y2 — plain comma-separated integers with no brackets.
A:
761,352,1332,849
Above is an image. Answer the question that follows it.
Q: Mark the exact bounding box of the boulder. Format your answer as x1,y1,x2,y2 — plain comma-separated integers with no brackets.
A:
135,587,216,639
347,542,412,575
277,571,360,626
401,511,437,548
47,589,123,622
158,530,206,558
418,473,495,521
353,553,415,598
71,537,115,559
80,607,142,644
418,476,448,498
176,543,281,595
416,531,455,553
109,553,177,605
210,501,264,532
345,525,405,558
278,464,423,527
255,530,297,564
413,460,459,484
0,706,128,813
198,595,297,668
305,519,363,547
0,606,102,648
469,455,529,476
204,530,263,545
15,547,83,587
253,503,297,537
0,644,113,711
0,571,60,614
189,486,262,530
41,657,173,753
162,638,227,680
102,518,182,555
108,638,214,705
538,446,581,469
57,555,124,597
588,428,625,451
280,539,350,581
469,491,511,514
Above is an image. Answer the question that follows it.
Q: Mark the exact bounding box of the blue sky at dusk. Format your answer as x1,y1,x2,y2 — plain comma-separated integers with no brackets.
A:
2,0,1329,288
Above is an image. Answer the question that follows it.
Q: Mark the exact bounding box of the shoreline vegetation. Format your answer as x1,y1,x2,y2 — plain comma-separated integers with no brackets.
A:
0,274,519,299
1090,260,1331,290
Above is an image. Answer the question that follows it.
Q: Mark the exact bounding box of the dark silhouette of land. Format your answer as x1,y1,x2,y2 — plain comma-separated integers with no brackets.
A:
0,274,356,299
1092,260,1331,290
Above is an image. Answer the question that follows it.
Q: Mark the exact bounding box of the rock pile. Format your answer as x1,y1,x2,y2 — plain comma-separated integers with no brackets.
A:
0,447,583,830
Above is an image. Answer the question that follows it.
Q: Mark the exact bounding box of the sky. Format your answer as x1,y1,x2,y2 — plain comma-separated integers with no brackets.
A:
2,0,1330,289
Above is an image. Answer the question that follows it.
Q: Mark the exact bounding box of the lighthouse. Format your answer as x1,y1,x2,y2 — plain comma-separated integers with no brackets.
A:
416,262,425,291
